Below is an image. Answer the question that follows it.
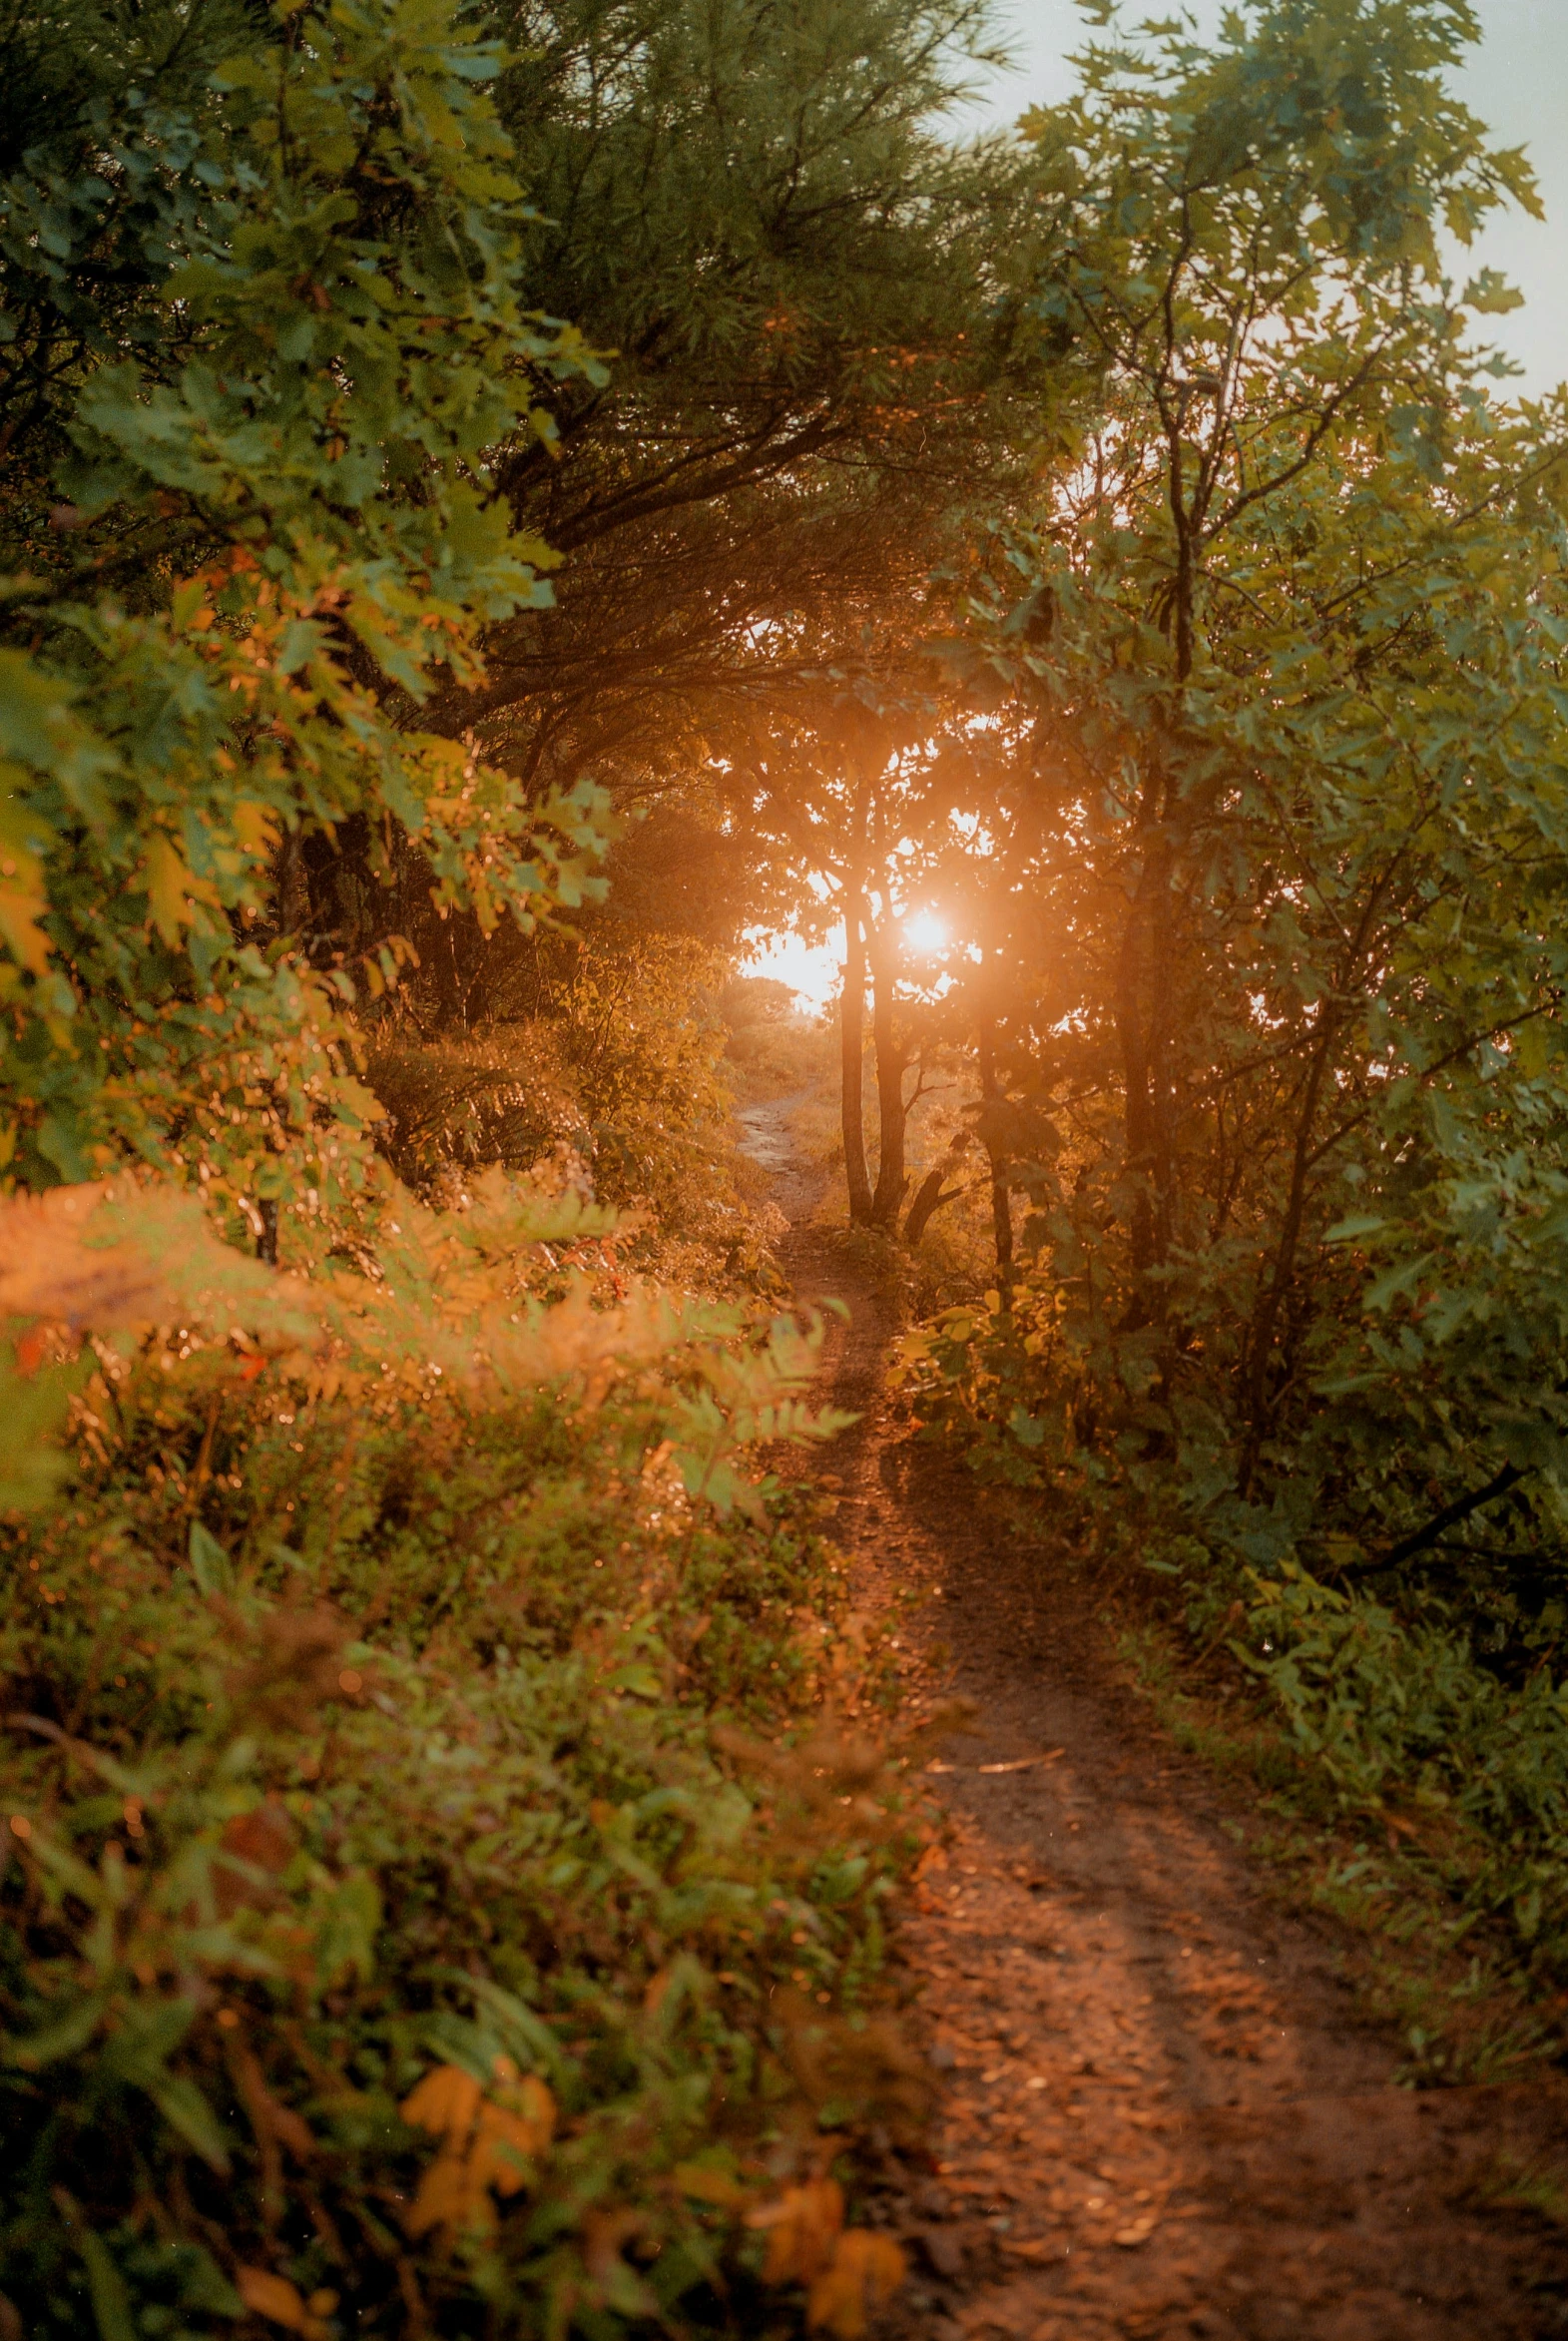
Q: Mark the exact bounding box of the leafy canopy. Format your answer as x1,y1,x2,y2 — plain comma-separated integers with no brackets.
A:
0,0,611,1214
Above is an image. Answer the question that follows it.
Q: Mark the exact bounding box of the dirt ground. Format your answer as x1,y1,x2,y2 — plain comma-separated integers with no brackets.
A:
748,1093,1568,2341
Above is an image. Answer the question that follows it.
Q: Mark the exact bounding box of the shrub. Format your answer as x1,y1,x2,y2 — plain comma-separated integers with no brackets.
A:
0,0,609,1213
0,1178,922,2339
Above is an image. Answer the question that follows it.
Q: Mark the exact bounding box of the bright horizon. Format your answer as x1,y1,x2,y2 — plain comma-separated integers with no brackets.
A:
745,908,953,1015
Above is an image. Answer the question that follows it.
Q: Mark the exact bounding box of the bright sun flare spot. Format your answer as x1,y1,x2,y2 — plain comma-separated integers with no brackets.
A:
744,927,838,1012
903,908,948,954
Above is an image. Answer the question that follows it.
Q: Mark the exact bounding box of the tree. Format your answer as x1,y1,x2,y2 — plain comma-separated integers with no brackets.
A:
734,686,966,1227
0,0,609,1225
324,0,1054,1031
933,0,1568,1584
1022,0,1546,1277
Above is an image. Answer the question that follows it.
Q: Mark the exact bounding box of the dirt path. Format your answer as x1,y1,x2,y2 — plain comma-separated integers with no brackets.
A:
741,1093,1568,2341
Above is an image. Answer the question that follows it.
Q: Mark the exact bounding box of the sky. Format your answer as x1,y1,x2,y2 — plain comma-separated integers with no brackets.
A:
747,0,1568,1008
961,0,1568,395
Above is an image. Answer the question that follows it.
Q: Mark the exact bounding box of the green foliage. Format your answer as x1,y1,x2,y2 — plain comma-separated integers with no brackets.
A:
366,1020,588,1187
316,0,1051,1022
1237,1566,1568,1960
0,5,997,2332
894,0,1568,2006
543,933,732,1208
0,1180,912,2340
499,0,1027,458
363,929,781,1300
916,0,1568,1583
0,0,611,1205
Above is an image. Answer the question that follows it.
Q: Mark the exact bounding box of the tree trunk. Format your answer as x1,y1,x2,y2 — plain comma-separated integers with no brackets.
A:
1116,422,1198,1297
977,1013,1014,1294
840,885,872,1224
866,907,909,1228
274,828,310,941
904,1134,973,1248
1114,817,1179,1303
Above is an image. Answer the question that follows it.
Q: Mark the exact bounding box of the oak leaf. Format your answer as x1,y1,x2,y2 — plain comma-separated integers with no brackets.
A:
400,2060,554,2237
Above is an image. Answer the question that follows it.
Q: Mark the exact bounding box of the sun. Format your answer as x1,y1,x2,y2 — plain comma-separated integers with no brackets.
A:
903,908,949,955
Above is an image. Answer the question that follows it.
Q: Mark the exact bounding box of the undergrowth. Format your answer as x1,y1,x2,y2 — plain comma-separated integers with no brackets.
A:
1109,1612,1567,2087
897,1298,1568,2079
0,1170,927,2341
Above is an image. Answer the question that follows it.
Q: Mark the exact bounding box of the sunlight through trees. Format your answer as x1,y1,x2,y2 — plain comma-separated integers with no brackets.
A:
6,0,1568,2329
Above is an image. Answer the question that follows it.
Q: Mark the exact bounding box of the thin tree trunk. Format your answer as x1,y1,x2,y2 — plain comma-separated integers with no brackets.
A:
1115,407,1199,1297
1114,812,1179,1304
434,918,466,1029
977,1012,1013,1295
840,884,872,1225
274,828,310,941
1235,883,1390,1488
903,1133,972,1248
866,907,909,1228
1236,1019,1336,1491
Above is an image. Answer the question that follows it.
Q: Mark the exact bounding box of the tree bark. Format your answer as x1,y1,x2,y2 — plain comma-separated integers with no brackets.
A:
274,828,310,942
840,884,872,1224
1335,1464,1530,1578
977,1012,1014,1295
1114,818,1180,1291
1114,400,1199,1298
903,1133,973,1247
256,1197,279,1266
866,906,910,1228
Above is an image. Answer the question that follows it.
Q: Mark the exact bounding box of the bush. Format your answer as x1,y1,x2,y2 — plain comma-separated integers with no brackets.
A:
365,1021,587,1190
0,1177,924,2339
0,0,609,1208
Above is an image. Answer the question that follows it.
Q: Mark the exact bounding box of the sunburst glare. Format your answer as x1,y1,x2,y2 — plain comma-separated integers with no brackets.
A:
903,907,949,954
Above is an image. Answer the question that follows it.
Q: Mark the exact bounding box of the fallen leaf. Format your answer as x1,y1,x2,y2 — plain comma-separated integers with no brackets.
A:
401,2064,482,2140
806,2230,906,2338
748,2177,844,2285
236,2269,330,2340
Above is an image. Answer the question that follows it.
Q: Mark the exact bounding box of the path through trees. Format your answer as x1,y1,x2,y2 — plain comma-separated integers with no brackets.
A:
746,1095,1568,2340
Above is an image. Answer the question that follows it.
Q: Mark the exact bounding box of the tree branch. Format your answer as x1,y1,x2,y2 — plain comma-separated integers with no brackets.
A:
1336,1463,1531,1578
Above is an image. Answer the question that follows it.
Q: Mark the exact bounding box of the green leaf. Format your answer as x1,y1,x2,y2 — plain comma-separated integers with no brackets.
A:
79,2229,135,2341
3,1992,109,2069
313,1871,381,1986
1461,269,1524,314
146,2072,233,2173
1323,1215,1388,1244
188,1519,234,1598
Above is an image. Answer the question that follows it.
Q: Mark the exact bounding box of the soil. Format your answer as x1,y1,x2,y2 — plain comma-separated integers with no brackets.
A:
743,1091,1568,2341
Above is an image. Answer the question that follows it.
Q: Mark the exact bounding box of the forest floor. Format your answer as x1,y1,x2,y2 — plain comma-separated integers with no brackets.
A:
739,1089,1568,2341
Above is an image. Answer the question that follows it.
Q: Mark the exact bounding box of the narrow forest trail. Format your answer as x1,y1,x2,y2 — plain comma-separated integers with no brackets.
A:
739,1091,1568,2341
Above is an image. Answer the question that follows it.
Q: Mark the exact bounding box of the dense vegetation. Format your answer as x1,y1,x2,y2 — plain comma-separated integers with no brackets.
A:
887,4,1568,2040
0,0,956,2331
6,0,1568,2327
